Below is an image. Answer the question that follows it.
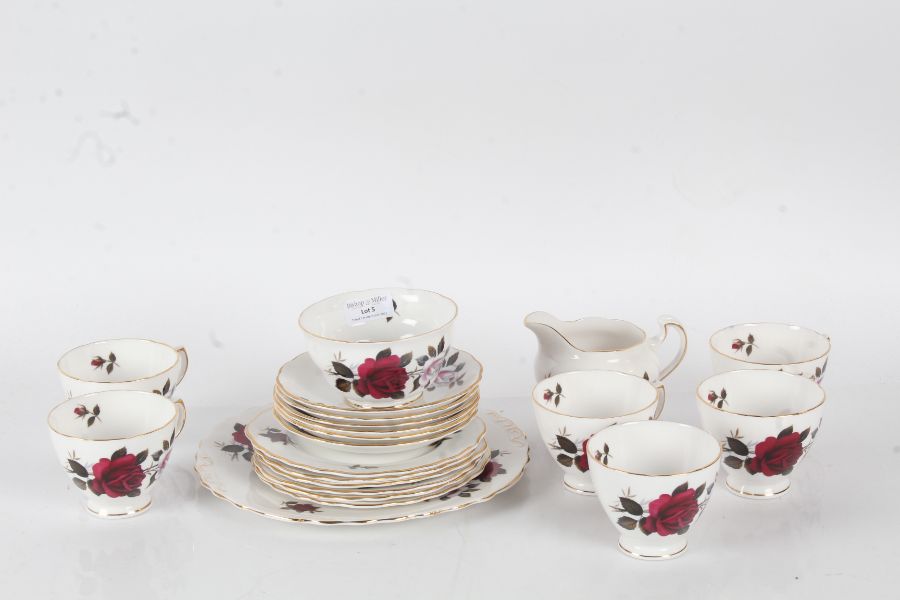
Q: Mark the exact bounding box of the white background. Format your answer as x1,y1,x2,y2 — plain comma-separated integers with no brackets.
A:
2,1,899,598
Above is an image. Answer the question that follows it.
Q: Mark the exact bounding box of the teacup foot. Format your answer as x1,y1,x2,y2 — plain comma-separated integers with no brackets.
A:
618,536,687,561
562,479,595,496
725,478,790,500
84,498,152,519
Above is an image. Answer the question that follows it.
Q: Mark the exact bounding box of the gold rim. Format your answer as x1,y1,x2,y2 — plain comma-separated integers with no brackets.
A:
708,323,831,366
298,288,458,344
273,396,480,440
275,391,477,427
254,440,489,486
695,369,826,418
252,437,488,481
531,371,660,420
192,410,530,525
47,391,179,441
85,499,152,518
275,352,483,414
523,312,647,353
253,455,490,507
274,409,479,447
587,422,721,476
57,338,183,383
245,408,487,470
725,479,791,497
253,452,490,502
618,540,687,560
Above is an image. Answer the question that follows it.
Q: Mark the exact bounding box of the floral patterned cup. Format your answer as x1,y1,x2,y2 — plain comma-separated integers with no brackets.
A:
298,288,457,408
48,390,186,518
696,369,825,499
532,371,664,495
709,323,830,382
57,339,189,399
587,421,721,560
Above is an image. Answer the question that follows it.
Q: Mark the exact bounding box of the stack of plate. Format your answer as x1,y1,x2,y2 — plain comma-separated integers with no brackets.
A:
245,409,489,508
243,288,499,508
271,350,481,459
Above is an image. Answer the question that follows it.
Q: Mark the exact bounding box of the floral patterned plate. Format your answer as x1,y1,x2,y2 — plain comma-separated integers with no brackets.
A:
276,351,482,418
194,408,529,525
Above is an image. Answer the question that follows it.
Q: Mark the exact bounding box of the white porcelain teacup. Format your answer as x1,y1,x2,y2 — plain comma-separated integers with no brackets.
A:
48,390,186,518
298,288,457,408
587,421,721,560
58,338,189,399
532,371,664,495
696,369,825,499
709,323,830,382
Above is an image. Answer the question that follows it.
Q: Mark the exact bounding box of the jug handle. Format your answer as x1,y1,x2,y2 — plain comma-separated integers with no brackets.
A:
649,315,688,381
174,346,189,387
652,384,666,419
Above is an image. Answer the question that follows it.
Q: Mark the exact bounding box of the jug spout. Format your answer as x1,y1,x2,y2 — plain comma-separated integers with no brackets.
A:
524,311,578,379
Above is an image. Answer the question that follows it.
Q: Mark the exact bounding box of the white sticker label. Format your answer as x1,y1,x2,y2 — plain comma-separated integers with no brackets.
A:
345,293,395,326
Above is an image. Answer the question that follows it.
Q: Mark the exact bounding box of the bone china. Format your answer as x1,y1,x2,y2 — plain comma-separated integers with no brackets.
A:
47,390,186,518
57,338,189,399
298,288,458,408
532,371,664,494
586,421,720,560
524,312,687,382
696,369,825,499
709,323,830,381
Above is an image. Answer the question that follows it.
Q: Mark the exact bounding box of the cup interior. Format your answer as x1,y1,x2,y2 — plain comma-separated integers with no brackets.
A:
589,421,719,475
699,370,824,416
533,371,657,418
58,339,177,383
710,323,829,365
299,288,457,343
48,390,176,440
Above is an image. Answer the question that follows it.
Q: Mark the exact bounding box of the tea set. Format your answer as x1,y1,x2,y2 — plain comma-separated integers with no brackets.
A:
527,313,829,559
45,288,829,561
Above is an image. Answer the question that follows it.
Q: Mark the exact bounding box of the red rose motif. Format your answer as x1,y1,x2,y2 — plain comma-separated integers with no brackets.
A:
574,439,590,472
88,454,146,498
745,432,803,476
232,424,251,448
91,357,105,367
731,340,745,350
355,355,409,399
74,406,88,416
639,489,699,536
478,461,499,482
707,392,716,402
543,390,552,401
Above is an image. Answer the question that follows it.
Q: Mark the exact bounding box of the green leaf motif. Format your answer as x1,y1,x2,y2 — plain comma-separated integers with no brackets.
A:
726,437,749,456
72,477,87,490
332,361,354,379
620,497,643,516
110,447,127,461
723,455,744,469
375,348,392,361
556,435,578,454
68,459,89,478
134,449,149,464
778,426,794,439
694,483,706,499
617,516,638,530
556,454,573,467
672,482,689,496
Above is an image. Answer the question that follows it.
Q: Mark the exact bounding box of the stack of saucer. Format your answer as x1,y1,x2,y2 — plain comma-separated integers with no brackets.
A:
247,288,493,507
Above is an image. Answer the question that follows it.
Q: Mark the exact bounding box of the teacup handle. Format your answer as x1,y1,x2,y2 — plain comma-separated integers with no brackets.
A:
649,315,688,381
653,385,666,419
174,346,189,387
173,399,187,438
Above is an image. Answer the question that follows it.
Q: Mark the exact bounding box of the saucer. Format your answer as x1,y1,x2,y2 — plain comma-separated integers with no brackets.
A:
276,351,482,417
194,408,529,525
